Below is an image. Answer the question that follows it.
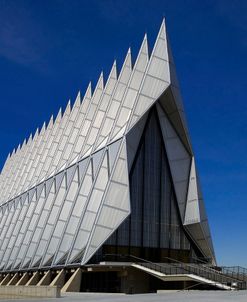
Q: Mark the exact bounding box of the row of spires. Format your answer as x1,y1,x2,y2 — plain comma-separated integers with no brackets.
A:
0,19,171,177
1,47,142,170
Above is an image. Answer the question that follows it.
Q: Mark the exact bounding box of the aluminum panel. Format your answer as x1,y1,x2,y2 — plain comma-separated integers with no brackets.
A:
184,158,215,263
14,184,45,269
141,76,168,99
108,139,122,171
67,152,109,264
78,63,117,158
2,129,39,203
129,70,145,90
97,205,128,229
118,50,132,85
148,57,170,82
21,178,58,269
133,94,154,117
156,103,190,220
92,149,105,177
159,87,192,153
123,88,138,109
51,159,93,266
32,175,67,266
87,104,99,120
153,37,169,59
107,101,121,119
108,35,148,143
184,158,200,225
0,200,22,268
81,141,130,264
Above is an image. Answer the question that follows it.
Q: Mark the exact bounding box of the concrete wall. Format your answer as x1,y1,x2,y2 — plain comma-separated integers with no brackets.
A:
0,266,157,295
0,285,60,298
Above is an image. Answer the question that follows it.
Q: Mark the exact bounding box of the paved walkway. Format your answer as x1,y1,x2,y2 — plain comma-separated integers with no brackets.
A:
0,291,247,301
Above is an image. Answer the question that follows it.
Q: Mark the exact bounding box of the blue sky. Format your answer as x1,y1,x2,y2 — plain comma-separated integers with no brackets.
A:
0,0,246,267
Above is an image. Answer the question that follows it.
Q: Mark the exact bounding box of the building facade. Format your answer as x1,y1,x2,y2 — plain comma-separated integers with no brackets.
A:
0,20,215,276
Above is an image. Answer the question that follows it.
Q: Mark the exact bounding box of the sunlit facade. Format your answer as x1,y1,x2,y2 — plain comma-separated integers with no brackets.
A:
0,20,215,274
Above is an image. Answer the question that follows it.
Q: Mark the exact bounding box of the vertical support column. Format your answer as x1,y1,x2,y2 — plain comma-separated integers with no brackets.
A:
61,268,81,292
7,273,20,285
26,271,40,286
0,273,11,285
37,271,51,286
0,274,4,283
50,269,65,288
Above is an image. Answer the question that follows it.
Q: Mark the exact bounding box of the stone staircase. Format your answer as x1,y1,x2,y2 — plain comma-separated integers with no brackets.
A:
109,254,247,290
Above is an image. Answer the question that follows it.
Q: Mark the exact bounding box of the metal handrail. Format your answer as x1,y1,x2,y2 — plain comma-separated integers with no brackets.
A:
103,253,245,289
165,257,225,275
221,266,247,282
162,256,237,283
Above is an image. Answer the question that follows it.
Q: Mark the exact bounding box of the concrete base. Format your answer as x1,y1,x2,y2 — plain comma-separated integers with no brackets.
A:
0,285,60,298
0,263,234,295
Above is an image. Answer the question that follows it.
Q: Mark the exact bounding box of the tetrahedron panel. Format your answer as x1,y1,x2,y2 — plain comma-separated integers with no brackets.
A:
82,139,130,265
156,102,191,220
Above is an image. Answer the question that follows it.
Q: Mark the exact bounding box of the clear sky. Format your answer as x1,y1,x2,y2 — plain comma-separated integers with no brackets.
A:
0,0,246,267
